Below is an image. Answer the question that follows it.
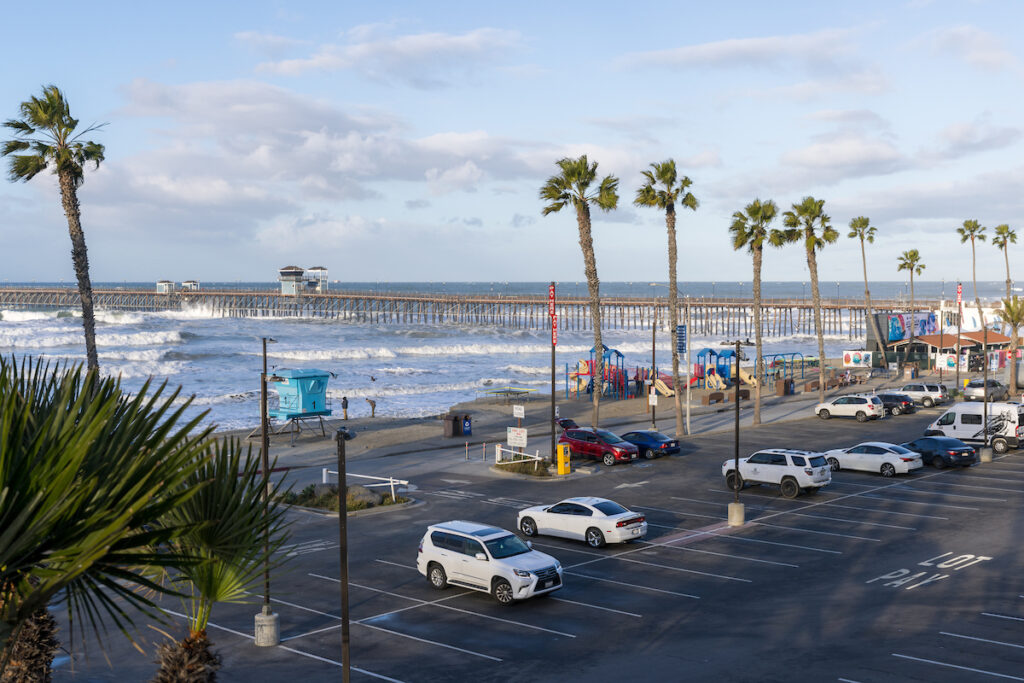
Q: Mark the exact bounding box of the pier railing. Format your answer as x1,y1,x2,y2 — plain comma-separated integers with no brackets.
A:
0,286,940,338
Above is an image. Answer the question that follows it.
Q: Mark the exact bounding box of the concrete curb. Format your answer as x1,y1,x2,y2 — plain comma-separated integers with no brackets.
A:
285,497,423,518
488,464,601,481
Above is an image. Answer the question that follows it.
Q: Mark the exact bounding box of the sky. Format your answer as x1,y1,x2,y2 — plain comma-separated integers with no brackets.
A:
2,0,1023,285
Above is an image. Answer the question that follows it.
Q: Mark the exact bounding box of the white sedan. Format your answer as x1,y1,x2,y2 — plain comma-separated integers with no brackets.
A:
822,441,924,477
517,497,647,548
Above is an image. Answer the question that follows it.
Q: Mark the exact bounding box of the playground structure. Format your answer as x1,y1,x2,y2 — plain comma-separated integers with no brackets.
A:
565,345,630,399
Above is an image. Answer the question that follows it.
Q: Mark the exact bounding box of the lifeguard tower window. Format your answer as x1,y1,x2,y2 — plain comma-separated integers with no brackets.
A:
268,368,333,444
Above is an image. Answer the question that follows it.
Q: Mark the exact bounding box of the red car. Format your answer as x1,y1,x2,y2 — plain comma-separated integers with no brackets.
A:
558,428,639,466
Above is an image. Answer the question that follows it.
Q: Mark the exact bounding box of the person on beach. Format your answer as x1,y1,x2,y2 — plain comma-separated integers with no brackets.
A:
366,398,376,417
342,396,348,420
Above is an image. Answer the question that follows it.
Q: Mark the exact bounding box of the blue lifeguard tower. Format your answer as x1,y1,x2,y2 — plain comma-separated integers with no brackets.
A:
269,368,333,443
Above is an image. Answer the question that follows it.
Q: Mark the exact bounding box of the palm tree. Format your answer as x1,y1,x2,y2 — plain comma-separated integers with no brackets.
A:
781,197,839,403
540,156,619,427
729,199,780,425
993,224,1016,300
896,250,926,366
958,220,989,432
153,439,289,681
2,86,105,371
848,217,889,368
635,160,698,436
1000,296,1024,393
0,357,212,675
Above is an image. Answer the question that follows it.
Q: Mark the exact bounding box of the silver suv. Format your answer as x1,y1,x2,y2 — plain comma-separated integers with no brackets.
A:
416,520,563,605
721,449,832,499
963,379,1009,402
899,383,949,407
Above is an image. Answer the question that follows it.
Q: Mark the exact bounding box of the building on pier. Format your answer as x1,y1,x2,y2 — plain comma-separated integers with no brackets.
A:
156,280,174,294
181,280,200,291
307,266,328,293
279,266,305,295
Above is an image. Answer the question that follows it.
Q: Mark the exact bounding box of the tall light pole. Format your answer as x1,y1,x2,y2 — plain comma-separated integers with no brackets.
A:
255,336,279,646
726,339,750,527
650,285,658,430
335,428,352,683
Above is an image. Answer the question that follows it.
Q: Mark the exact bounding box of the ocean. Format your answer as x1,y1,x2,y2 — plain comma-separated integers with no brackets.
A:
0,281,1015,431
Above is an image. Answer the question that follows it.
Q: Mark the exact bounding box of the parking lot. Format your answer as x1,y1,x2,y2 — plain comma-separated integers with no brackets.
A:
56,405,1024,682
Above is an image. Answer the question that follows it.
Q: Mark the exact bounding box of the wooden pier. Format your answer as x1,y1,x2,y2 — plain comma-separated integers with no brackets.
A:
0,287,935,339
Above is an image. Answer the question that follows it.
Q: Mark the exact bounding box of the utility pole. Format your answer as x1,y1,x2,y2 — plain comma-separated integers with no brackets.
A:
335,428,351,683
255,336,279,647
549,282,557,463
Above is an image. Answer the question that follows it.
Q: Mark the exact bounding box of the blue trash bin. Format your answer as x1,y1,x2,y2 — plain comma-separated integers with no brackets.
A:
462,415,472,436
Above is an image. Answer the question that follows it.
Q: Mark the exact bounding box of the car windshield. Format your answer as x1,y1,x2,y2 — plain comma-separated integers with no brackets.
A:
967,380,984,388
809,456,827,467
593,501,628,515
595,430,625,443
889,445,914,454
484,534,531,559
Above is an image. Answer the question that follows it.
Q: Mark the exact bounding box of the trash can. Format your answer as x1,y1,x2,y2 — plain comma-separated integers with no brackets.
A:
557,444,571,475
462,414,472,436
443,414,457,438
776,378,794,396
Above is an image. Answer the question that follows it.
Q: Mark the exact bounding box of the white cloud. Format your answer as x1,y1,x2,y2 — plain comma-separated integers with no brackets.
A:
425,160,484,195
935,116,1021,158
234,31,307,58
930,25,1019,71
255,213,384,247
806,109,890,130
256,28,521,88
783,134,904,175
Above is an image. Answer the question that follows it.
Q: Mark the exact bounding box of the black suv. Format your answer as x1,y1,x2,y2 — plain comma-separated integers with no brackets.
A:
876,393,916,416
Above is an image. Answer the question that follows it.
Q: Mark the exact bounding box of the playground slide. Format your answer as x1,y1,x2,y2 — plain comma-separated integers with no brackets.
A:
689,375,701,387
654,379,675,397
705,373,727,391
738,369,759,387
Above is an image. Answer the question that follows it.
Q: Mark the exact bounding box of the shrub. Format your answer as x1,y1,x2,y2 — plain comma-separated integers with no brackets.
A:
496,459,551,477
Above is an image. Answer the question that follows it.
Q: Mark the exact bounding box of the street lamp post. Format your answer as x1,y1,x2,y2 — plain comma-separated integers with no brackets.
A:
335,428,352,683
727,339,746,527
650,286,658,430
255,336,280,646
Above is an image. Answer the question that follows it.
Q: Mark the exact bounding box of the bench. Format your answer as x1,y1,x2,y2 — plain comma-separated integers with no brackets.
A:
804,380,820,392
738,388,750,401
702,391,726,406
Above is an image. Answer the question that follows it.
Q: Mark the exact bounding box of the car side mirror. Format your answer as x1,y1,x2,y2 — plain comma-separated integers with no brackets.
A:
526,541,533,549
475,552,487,561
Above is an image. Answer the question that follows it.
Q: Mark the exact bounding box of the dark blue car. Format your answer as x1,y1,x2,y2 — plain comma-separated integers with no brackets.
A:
620,430,680,459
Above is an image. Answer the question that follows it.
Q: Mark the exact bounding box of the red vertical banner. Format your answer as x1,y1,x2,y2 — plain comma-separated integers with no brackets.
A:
549,283,557,346
956,283,962,306
552,313,558,346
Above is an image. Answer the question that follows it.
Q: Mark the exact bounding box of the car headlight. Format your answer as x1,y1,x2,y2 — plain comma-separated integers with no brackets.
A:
555,563,562,571
513,569,532,578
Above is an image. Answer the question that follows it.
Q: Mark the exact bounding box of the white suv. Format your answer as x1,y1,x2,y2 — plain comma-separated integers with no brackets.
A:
815,394,885,421
722,449,832,498
416,520,563,605
899,383,949,407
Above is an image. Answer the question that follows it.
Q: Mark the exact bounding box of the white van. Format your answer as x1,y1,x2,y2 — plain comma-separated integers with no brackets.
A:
925,402,1024,453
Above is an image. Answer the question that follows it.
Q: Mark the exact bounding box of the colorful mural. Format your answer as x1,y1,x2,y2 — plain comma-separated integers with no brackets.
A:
887,312,937,341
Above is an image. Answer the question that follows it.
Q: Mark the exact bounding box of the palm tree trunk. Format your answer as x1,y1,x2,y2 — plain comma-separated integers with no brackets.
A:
806,243,826,403
973,239,989,438
860,238,888,369
575,204,603,427
1005,245,1012,300
909,273,916,368
665,205,684,436
752,245,763,425
58,170,99,371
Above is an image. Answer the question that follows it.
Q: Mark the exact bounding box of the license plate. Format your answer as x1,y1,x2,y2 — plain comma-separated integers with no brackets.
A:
543,580,553,589
631,454,637,459
631,528,641,535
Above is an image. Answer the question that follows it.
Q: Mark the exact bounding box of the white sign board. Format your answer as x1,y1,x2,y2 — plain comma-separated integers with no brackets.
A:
842,350,873,368
513,404,525,418
507,427,528,448
648,391,658,406
555,406,559,418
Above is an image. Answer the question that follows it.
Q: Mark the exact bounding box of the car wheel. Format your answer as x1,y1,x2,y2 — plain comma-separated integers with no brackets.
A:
932,457,946,470
585,527,606,548
520,517,537,537
780,478,800,499
827,457,840,472
880,463,896,477
891,406,901,416
818,409,831,420
993,438,1009,454
856,411,867,422
602,453,616,467
923,397,934,407
725,471,744,491
643,447,655,460
492,579,515,606
427,563,448,590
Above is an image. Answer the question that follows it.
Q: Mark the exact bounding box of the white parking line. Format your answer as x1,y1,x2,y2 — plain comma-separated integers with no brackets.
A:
357,622,502,662
565,571,700,599
884,487,1006,502
956,473,1024,484
549,596,642,618
634,504,723,522
983,612,1024,622
752,521,880,542
912,480,1024,494
785,511,915,530
684,527,842,554
823,480,882,489
857,494,979,510
530,541,751,582
891,653,1024,680
941,631,1024,649
312,573,578,638
823,502,948,520
375,559,417,571
161,607,403,681
647,541,800,567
